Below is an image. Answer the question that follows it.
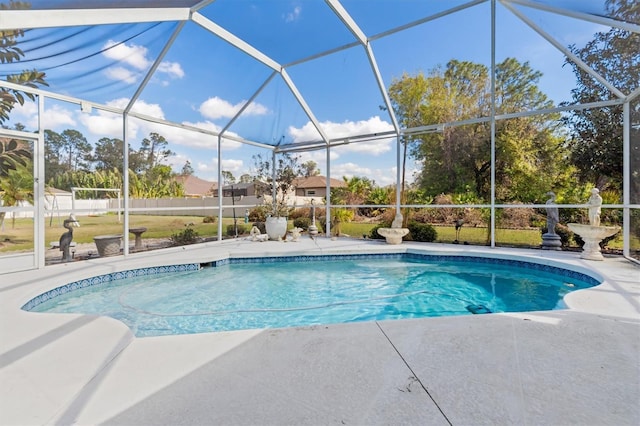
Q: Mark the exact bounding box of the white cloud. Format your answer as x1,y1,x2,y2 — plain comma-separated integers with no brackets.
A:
330,163,399,187
285,5,302,22
167,152,189,171
199,96,269,120
197,161,214,172
75,99,166,139
11,102,77,130
78,111,127,137
43,105,77,129
102,41,184,86
103,40,151,70
220,158,244,174
179,120,244,150
330,162,373,180
105,66,139,84
288,121,322,142
107,98,165,119
288,116,395,156
158,61,185,79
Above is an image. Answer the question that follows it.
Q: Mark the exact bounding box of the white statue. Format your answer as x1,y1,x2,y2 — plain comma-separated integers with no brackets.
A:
249,225,268,242
290,227,302,242
587,188,602,227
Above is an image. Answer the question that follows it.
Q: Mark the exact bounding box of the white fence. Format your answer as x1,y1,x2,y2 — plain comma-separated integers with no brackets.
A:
4,194,323,220
117,196,262,217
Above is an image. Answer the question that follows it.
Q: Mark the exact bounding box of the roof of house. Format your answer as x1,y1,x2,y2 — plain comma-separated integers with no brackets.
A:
175,175,217,196
294,175,346,189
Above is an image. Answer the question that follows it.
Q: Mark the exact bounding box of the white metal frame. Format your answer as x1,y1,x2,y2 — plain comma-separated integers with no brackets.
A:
0,0,637,272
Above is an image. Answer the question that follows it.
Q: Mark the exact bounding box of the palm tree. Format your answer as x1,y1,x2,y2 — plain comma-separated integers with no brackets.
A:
0,161,33,228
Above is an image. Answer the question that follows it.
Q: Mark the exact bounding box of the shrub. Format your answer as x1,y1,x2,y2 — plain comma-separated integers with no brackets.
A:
203,215,216,223
289,207,309,220
574,230,621,249
407,221,437,242
252,221,266,234
293,217,310,230
226,224,247,236
369,221,391,239
501,205,535,228
170,225,199,245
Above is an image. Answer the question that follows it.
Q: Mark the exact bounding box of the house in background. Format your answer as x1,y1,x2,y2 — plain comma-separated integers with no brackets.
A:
175,175,217,197
293,176,346,199
220,182,258,197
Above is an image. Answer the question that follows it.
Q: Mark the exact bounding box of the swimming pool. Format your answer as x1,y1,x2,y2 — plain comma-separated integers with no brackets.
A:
24,253,599,337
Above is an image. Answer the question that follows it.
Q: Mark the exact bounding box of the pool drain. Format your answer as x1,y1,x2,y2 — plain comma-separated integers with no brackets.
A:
465,304,492,314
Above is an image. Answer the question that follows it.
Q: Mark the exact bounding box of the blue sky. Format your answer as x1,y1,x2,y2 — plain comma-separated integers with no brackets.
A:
6,0,610,186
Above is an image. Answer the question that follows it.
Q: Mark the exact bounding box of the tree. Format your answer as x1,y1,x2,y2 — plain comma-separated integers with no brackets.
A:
253,152,302,216
301,160,321,177
238,173,252,183
563,0,639,193
221,170,235,185
44,129,92,174
0,137,30,177
0,161,33,228
180,160,194,176
0,1,48,124
43,130,65,181
389,58,565,203
332,176,375,217
91,137,145,173
139,132,174,170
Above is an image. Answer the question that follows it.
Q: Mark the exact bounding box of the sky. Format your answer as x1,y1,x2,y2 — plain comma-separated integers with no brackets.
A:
5,0,612,187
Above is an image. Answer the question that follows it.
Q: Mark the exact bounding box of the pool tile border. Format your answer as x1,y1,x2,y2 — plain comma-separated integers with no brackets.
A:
22,252,599,312
22,263,200,311
211,252,600,285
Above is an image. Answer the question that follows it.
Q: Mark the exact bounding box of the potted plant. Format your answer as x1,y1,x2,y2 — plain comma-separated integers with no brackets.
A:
253,152,302,240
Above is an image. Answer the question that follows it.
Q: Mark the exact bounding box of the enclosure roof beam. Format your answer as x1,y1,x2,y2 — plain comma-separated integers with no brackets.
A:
369,0,487,42
507,0,640,34
0,8,189,30
280,68,332,145
502,0,627,99
326,0,399,133
191,12,281,71
126,21,187,114
221,71,279,137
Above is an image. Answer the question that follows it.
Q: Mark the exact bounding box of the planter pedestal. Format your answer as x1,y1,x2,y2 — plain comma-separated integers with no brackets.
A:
94,234,122,257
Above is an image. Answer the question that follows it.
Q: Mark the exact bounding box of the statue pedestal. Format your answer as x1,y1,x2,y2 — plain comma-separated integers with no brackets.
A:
377,227,409,245
541,233,561,250
567,223,620,261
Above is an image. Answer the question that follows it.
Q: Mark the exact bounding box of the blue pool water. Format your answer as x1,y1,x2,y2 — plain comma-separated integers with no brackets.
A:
26,254,598,337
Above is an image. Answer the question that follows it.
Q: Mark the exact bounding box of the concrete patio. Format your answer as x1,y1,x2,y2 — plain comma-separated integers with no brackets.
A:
1,237,639,425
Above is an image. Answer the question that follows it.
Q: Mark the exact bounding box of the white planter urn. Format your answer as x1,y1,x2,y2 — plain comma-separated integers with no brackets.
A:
567,223,621,261
265,216,288,241
377,227,409,244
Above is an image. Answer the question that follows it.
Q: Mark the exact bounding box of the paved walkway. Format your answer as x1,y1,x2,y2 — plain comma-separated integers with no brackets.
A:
1,238,639,425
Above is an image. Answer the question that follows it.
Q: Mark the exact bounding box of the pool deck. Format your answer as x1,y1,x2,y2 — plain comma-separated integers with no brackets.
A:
1,237,639,425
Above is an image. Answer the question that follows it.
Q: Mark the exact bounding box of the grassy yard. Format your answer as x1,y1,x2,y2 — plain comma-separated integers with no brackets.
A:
0,214,628,254
0,215,226,253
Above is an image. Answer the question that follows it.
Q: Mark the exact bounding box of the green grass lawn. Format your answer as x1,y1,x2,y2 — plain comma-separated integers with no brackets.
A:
0,215,227,253
0,214,628,254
